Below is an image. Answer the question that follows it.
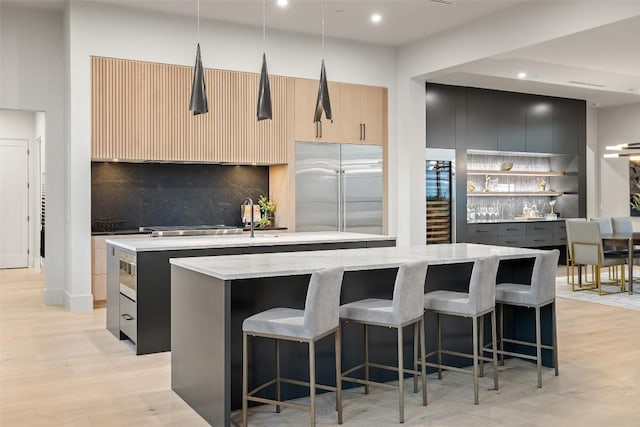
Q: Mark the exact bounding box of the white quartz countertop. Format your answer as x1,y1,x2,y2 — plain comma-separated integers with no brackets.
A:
106,231,395,252
169,243,544,281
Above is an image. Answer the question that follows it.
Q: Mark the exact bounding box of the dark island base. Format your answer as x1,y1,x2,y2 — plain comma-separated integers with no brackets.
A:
172,257,554,426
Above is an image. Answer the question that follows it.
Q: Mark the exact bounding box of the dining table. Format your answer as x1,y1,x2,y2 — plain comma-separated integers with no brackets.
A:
600,232,640,295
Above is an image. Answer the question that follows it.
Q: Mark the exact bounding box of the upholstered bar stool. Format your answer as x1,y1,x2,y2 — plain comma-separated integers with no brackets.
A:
339,260,429,423
242,267,345,427
421,256,499,405
489,249,560,388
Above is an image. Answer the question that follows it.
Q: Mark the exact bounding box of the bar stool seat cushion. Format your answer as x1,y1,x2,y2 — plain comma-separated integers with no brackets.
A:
496,283,551,307
243,308,309,339
423,290,475,316
339,298,397,326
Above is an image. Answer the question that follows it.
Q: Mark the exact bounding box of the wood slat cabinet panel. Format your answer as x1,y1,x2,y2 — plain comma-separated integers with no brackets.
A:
91,56,289,164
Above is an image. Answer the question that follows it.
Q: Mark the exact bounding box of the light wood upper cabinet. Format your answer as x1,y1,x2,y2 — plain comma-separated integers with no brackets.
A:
340,83,386,145
92,56,290,164
293,78,342,143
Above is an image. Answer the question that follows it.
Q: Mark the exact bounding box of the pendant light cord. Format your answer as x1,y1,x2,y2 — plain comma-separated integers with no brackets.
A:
321,0,325,58
197,0,200,43
263,0,266,52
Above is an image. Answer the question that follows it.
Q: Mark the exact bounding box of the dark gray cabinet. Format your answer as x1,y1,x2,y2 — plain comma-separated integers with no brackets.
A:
525,94,553,153
465,88,497,151
497,92,526,152
426,83,465,149
553,98,578,154
468,220,567,248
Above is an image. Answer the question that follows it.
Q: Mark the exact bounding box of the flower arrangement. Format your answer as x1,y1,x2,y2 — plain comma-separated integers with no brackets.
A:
257,195,276,228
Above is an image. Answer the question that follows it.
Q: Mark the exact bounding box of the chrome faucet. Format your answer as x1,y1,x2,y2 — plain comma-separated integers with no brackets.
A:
242,197,255,238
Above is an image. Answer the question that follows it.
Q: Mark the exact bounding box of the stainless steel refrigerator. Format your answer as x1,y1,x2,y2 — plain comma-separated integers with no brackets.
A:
295,142,383,234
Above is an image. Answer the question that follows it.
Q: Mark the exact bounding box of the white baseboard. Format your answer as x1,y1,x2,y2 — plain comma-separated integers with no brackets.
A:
64,291,94,312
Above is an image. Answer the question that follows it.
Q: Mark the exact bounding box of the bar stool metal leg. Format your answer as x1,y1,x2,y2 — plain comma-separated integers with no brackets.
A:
552,301,559,376
275,339,281,413
242,332,249,427
491,309,499,391
309,340,316,427
499,304,504,366
420,318,427,406
397,326,404,423
472,316,479,405
413,323,419,393
364,324,370,394
436,313,442,380
535,305,542,388
479,314,485,378
335,326,343,424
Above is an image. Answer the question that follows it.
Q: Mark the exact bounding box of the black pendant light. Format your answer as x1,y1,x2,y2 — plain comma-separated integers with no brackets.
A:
257,0,272,121
314,0,332,123
189,0,208,115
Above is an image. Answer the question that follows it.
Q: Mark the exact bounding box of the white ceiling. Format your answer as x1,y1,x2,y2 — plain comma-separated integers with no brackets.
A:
6,0,640,108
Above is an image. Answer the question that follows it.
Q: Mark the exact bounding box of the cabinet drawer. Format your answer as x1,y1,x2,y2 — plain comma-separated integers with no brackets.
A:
526,234,554,247
553,234,567,246
526,222,554,234
467,235,498,245
553,221,567,236
498,234,526,247
468,224,498,237
119,294,137,342
498,223,526,236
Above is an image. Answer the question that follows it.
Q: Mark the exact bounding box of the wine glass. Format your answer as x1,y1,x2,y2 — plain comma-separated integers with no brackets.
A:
479,206,488,223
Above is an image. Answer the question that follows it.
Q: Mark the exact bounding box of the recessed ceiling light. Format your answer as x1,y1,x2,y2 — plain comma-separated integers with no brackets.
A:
371,13,382,24
517,72,527,79
276,0,288,8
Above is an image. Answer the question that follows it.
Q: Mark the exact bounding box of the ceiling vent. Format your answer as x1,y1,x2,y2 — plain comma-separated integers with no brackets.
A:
568,80,606,88
429,0,455,5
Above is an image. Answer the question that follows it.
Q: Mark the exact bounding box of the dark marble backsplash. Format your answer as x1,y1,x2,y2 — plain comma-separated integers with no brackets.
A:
91,162,269,231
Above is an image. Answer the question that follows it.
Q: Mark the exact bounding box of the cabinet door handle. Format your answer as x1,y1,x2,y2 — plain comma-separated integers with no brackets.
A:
476,230,488,233
315,122,318,138
320,122,323,138
506,228,517,231
121,313,133,321
363,123,366,140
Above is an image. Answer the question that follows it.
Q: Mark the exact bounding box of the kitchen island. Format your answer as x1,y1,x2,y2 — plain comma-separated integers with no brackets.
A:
170,244,553,426
106,232,396,355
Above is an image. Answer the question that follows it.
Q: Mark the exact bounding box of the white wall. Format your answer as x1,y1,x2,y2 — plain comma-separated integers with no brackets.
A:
597,103,640,218
64,2,397,311
0,5,66,304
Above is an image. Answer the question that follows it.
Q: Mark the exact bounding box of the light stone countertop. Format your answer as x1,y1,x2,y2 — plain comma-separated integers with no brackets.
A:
169,243,544,281
106,231,395,252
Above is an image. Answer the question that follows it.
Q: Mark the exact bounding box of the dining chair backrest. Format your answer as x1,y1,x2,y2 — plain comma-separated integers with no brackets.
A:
591,217,613,234
565,218,587,258
391,260,429,324
530,249,560,304
468,255,499,315
612,217,634,235
571,221,604,266
303,266,345,337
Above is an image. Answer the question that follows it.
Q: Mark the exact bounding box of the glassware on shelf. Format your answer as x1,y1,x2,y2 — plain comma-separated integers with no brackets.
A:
522,202,530,218
479,206,488,222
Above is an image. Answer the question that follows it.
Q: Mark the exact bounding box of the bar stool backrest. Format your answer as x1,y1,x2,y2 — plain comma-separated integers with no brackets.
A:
391,260,429,324
612,217,634,235
468,255,499,314
571,221,603,265
303,267,345,337
531,250,560,304
591,217,613,234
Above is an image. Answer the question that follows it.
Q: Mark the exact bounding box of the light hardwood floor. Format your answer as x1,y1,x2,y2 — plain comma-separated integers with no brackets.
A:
1,268,639,426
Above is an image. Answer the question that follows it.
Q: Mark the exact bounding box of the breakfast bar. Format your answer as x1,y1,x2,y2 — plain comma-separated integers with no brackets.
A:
170,243,553,426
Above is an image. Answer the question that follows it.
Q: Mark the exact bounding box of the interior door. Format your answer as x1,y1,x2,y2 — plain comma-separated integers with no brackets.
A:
341,144,383,234
295,142,340,231
0,139,29,268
